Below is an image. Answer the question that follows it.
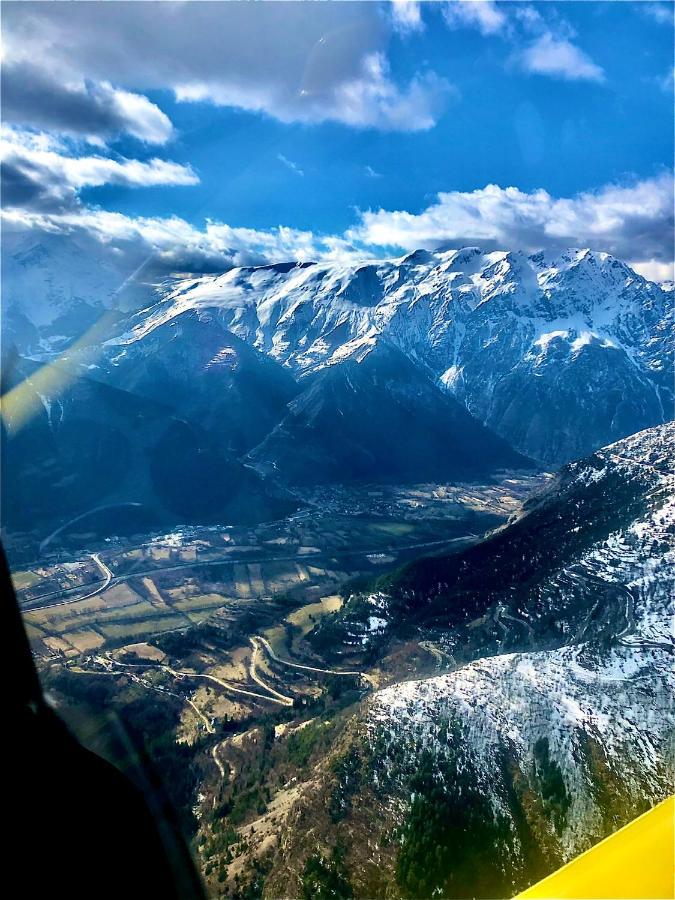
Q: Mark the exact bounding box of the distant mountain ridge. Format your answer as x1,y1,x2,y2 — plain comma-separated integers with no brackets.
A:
91,245,673,465
3,242,672,540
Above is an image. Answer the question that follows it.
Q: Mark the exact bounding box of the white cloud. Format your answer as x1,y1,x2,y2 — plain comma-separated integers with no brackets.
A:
5,171,673,276
442,2,605,85
1,126,198,211
1,206,356,274
323,53,451,131
278,154,304,177
2,2,449,133
518,33,605,83
177,53,452,132
391,1,425,35
365,165,382,179
443,1,507,36
658,66,675,92
2,61,173,145
347,172,674,264
630,260,674,283
641,2,675,26
108,86,174,144
512,5,545,34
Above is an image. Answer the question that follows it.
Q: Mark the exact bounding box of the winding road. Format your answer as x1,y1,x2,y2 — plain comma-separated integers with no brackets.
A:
255,635,363,678
103,656,292,707
248,637,295,705
211,742,226,779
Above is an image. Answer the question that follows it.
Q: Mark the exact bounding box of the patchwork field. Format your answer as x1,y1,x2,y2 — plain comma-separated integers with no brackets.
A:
17,475,547,662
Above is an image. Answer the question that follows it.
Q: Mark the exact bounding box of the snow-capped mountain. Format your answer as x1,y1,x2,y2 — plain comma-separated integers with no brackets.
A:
105,246,673,465
1,232,157,355
263,424,675,899
1,295,528,541
5,244,672,498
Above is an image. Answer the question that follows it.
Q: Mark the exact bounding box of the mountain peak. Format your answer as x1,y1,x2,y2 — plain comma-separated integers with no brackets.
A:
6,245,671,467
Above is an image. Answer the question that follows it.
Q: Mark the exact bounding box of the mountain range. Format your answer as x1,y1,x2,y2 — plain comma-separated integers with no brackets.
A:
4,234,673,899
2,239,672,539
99,245,673,465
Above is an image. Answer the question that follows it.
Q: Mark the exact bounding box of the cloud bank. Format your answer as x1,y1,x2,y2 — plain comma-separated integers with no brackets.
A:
2,61,174,145
5,172,672,281
349,173,674,266
1,127,198,213
1,2,670,285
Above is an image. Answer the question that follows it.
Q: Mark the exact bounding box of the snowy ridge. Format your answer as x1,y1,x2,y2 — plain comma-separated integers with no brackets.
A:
8,243,672,466
122,247,668,375
109,247,672,464
364,423,674,859
368,640,672,857
259,427,674,899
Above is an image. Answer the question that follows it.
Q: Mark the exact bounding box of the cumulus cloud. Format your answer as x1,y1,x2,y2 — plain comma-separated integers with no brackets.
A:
2,2,449,133
347,173,675,264
443,1,507,37
1,127,198,212
176,52,452,132
1,61,173,145
316,53,451,132
5,171,673,278
0,2,451,274
1,205,355,275
390,1,425,35
518,32,605,82
442,1,605,84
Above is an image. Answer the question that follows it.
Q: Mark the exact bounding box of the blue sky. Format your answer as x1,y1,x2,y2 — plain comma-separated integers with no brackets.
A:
2,1,674,279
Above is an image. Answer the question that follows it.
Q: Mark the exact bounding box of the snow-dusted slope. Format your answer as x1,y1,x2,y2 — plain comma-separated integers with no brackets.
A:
113,247,673,464
363,427,674,889
2,232,155,353
263,425,674,899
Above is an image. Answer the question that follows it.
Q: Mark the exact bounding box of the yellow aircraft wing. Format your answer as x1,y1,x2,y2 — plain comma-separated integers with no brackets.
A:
517,795,674,899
